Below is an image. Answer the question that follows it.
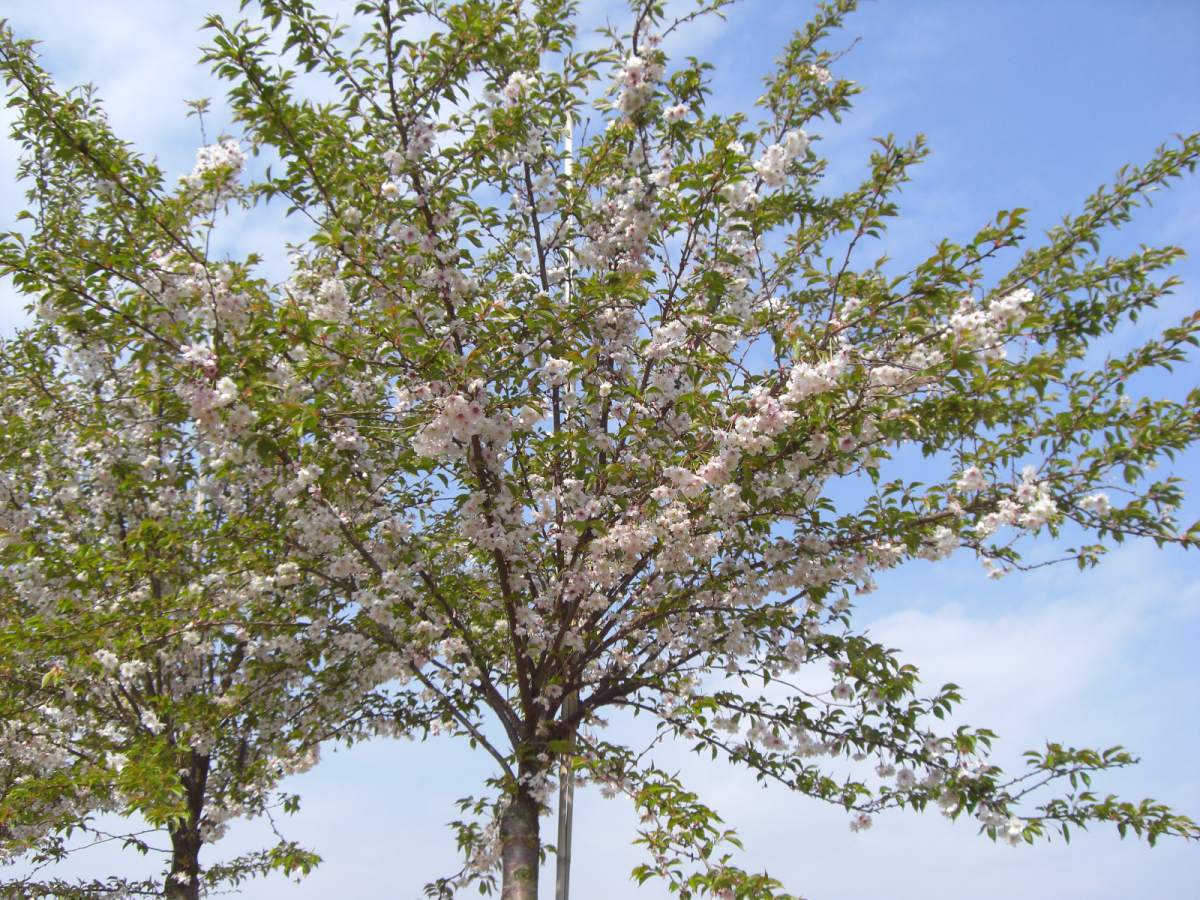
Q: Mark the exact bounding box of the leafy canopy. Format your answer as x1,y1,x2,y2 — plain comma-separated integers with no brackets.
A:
1,1,1198,897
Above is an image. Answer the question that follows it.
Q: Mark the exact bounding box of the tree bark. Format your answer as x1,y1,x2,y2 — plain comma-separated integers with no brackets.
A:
164,751,209,900
165,825,202,900
500,784,541,900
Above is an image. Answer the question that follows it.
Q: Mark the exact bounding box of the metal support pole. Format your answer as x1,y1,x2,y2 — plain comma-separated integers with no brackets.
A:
554,113,576,900
554,689,578,900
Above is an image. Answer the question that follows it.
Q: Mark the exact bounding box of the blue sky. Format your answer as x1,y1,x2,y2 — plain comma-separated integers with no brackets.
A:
2,1,1198,897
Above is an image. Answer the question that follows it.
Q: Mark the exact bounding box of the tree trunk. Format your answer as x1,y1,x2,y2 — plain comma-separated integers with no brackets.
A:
165,825,202,900
164,751,209,900
500,785,541,900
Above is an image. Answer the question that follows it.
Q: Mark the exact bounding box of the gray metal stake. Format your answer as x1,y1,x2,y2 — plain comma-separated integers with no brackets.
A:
555,689,578,900
555,113,577,900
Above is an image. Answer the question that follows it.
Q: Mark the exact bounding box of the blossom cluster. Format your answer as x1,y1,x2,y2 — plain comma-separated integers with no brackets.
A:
752,129,810,188
616,39,663,115
179,139,246,203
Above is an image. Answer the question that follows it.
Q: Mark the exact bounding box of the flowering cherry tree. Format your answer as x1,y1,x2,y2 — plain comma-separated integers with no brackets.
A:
3,1,1200,898
0,33,403,899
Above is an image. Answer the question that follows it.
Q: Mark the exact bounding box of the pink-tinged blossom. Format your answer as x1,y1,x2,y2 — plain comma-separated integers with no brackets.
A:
807,63,833,85
662,465,706,499
312,278,350,322
719,179,758,210
948,296,989,346
974,498,1023,539
181,343,216,372
956,466,987,493
213,376,238,408
923,526,958,560
515,402,544,431
275,561,301,587
663,103,688,123
405,117,436,159
119,660,148,681
411,394,505,460
106,753,129,773
181,140,245,200
616,53,663,115
390,221,420,244
502,71,534,105
752,130,808,187
989,287,1033,327
140,709,164,734
647,320,688,358
382,148,404,175
294,465,322,490
541,357,571,386
1021,491,1059,529
869,364,907,389
1004,816,1026,846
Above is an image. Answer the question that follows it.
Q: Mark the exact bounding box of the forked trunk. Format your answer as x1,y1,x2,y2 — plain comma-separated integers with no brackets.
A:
500,787,541,900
